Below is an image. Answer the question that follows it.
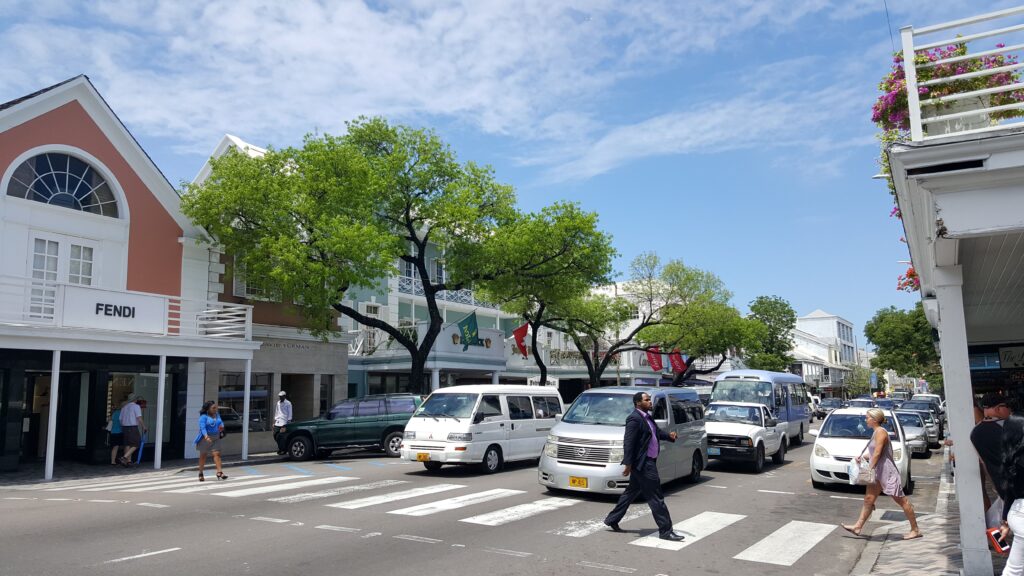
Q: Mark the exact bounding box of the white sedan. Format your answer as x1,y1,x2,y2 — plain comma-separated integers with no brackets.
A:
809,407,914,494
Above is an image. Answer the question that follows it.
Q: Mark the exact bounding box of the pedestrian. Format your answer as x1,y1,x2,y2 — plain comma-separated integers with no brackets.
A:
274,390,293,455
118,394,147,467
106,399,125,466
997,413,1024,574
841,408,921,540
973,394,1012,522
604,391,685,541
194,401,228,482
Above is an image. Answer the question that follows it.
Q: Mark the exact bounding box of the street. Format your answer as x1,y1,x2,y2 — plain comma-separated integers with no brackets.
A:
0,426,945,576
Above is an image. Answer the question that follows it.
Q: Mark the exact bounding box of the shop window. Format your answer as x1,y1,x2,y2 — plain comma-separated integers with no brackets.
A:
7,152,119,217
218,373,271,431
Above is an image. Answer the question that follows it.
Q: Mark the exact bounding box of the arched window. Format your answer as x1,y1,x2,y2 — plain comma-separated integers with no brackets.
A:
6,153,119,218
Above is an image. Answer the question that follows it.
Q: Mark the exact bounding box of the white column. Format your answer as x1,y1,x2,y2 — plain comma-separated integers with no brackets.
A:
431,368,440,391
242,358,252,461
44,350,61,481
491,371,500,385
934,266,992,576
154,355,167,470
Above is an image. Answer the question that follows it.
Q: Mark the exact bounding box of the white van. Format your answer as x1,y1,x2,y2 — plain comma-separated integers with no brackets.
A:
400,384,564,474
537,387,707,494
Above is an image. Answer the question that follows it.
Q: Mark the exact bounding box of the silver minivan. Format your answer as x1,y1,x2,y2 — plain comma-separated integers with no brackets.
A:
538,387,707,494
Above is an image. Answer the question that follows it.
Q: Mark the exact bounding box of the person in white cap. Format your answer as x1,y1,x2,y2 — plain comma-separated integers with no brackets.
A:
274,390,293,455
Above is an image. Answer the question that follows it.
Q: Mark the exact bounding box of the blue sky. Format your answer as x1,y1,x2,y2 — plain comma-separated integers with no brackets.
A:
1,0,1011,343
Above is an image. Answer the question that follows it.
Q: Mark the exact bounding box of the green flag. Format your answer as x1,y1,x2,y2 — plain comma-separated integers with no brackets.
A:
457,312,481,351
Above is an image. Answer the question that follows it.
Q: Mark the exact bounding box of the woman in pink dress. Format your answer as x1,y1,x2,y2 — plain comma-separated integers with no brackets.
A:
842,408,921,540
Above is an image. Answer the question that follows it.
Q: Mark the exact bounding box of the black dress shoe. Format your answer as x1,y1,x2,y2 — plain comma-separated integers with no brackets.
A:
659,531,685,541
605,521,624,532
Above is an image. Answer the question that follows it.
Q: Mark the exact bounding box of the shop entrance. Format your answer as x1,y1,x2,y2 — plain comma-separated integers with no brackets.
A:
281,374,315,421
21,371,91,462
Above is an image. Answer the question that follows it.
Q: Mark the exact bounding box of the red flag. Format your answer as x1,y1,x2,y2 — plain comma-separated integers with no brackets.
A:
512,323,529,358
669,350,687,374
646,346,663,372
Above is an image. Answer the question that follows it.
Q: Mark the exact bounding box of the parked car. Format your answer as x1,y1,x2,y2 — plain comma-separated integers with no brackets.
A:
899,400,944,437
704,402,787,472
898,407,940,448
875,399,900,411
809,407,913,494
283,394,422,460
848,399,877,409
894,411,931,457
816,397,844,418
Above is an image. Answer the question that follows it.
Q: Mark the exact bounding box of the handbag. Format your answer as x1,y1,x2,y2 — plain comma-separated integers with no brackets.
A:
104,420,114,433
847,441,876,486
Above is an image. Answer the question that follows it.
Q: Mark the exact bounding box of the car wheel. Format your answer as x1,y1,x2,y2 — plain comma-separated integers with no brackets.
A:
772,437,786,465
288,436,313,461
812,479,826,490
751,444,765,473
904,476,915,495
423,461,443,472
383,431,403,458
686,451,703,483
923,448,933,459
481,445,503,474
794,426,805,446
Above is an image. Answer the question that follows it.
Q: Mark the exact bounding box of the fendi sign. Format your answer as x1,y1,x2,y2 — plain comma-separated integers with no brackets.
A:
62,285,167,334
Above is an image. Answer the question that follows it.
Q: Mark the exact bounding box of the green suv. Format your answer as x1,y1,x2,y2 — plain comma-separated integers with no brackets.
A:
283,394,422,460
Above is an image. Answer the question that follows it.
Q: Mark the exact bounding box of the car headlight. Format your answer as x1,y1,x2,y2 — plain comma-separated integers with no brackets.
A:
609,448,624,462
741,437,752,447
814,444,830,458
547,434,558,443
447,432,472,442
544,442,557,458
892,448,903,461
403,431,416,439
611,439,624,447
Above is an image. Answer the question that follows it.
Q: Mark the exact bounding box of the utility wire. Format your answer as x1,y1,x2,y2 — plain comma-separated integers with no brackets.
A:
883,0,897,54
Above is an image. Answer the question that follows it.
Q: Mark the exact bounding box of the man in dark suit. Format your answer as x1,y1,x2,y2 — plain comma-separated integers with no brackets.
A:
604,391,684,541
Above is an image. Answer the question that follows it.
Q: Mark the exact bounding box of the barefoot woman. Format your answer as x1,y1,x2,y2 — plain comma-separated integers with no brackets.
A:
842,408,921,540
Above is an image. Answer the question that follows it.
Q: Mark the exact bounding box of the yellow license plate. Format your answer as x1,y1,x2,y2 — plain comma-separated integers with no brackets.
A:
569,476,588,488
416,452,430,462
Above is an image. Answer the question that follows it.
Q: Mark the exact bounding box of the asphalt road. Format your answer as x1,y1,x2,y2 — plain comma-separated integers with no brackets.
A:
0,423,945,576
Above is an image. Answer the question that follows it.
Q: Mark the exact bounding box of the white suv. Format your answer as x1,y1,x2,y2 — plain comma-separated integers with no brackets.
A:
705,402,788,473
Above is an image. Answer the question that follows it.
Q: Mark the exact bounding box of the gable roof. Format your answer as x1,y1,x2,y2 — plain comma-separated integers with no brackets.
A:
192,133,267,185
0,75,199,236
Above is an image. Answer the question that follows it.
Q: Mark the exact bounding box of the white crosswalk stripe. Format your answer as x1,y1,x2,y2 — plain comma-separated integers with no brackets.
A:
388,489,525,517
733,520,836,566
268,480,409,503
212,477,358,498
630,511,746,551
326,484,465,510
121,478,239,492
46,477,185,492
80,478,216,492
459,496,579,526
167,475,302,494
547,505,652,538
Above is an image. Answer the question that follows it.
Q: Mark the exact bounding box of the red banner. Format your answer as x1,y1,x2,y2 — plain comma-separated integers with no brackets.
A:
669,350,687,374
646,346,663,372
512,323,530,358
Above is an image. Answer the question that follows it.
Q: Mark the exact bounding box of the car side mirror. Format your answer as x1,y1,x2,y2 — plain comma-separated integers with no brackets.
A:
472,413,486,424
765,418,777,427
553,414,562,422
808,429,819,437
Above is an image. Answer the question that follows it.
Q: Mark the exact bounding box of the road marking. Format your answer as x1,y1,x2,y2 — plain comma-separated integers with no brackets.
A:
46,477,178,492
460,497,579,526
251,516,290,523
324,463,353,471
269,480,407,503
213,477,357,497
104,547,181,564
81,478,211,492
394,534,443,544
315,525,361,533
549,506,651,538
283,465,314,475
830,495,862,501
631,511,746,551
123,479,227,492
576,561,636,573
757,490,796,495
244,466,261,475
45,498,74,501
388,489,525,517
362,532,381,539
327,484,465,509
88,499,117,503
705,485,728,489
484,547,532,558
137,502,169,508
733,520,836,566
166,475,289,494
3,497,37,500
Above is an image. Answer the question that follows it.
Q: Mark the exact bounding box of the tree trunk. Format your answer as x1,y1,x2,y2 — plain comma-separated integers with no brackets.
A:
529,318,547,385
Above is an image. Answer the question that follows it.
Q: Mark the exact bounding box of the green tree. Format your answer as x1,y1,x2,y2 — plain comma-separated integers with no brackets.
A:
744,295,797,371
863,302,943,395
183,117,583,393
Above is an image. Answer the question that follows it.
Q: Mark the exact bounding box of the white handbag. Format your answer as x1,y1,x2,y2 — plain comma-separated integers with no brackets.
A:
847,442,875,486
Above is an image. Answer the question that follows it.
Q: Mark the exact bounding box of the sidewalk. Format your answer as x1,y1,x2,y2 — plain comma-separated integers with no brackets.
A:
854,448,1006,575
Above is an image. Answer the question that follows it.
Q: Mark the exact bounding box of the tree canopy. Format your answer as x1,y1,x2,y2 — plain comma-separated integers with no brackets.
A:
864,302,942,393
743,295,797,371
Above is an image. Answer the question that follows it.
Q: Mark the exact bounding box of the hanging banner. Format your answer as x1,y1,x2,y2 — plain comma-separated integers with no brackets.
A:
646,346,663,372
456,311,481,351
668,350,687,374
512,323,530,358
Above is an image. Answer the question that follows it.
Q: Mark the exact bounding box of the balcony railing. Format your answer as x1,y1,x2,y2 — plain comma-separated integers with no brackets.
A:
396,275,496,308
902,6,1024,141
0,275,252,341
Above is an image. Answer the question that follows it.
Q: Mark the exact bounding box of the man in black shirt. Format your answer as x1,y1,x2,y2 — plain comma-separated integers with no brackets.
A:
971,392,1012,519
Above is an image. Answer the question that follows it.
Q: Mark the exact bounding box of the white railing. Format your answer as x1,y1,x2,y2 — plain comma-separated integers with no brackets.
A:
0,275,252,341
396,275,497,308
903,6,1024,140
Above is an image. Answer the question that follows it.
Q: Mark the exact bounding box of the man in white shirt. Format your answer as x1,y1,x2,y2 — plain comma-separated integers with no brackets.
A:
118,394,147,466
274,391,293,455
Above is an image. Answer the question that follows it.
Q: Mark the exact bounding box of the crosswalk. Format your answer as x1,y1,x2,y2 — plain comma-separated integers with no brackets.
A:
5,473,837,567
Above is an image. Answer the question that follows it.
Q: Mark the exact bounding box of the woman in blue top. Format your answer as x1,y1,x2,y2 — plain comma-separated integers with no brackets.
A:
195,401,228,481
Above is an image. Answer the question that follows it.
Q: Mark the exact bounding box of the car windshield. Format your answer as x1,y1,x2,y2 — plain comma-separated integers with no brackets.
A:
821,398,843,407
415,393,479,419
562,393,636,426
896,412,924,428
706,404,762,425
849,400,875,408
900,402,932,411
876,400,896,409
819,414,898,439
710,381,774,407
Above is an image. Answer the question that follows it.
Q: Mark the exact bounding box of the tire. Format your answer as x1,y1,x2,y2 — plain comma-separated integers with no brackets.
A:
686,451,703,483
751,444,765,473
904,463,914,495
923,448,933,459
383,431,404,458
423,461,443,472
772,437,787,465
793,425,805,446
812,479,826,490
288,435,313,461
481,445,503,474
